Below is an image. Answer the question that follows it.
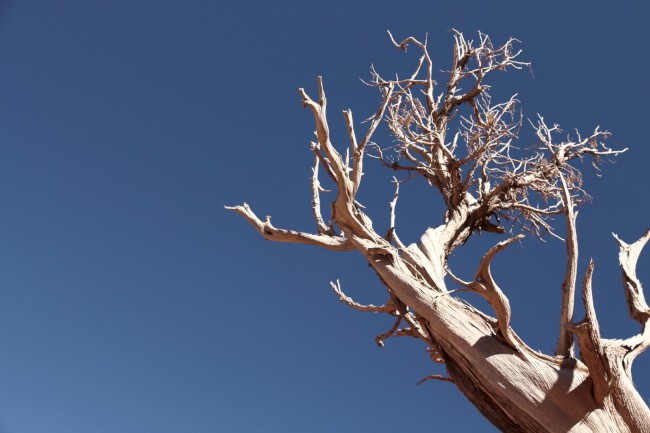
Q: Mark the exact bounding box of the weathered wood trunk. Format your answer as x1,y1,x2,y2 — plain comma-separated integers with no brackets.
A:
345,197,650,432
228,31,650,432
368,245,649,432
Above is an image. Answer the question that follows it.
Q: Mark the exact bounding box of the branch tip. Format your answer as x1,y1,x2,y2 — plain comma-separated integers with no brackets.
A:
416,374,454,386
615,230,650,325
330,280,394,313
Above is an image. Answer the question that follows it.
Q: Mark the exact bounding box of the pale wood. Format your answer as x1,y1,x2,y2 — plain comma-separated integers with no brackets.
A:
227,31,648,432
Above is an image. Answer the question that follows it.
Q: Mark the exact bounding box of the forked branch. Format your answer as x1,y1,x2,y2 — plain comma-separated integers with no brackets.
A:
615,230,650,325
225,203,354,252
615,230,650,362
568,232,650,427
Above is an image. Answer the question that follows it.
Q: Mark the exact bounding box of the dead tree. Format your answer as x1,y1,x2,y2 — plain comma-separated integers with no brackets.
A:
226,31,649,432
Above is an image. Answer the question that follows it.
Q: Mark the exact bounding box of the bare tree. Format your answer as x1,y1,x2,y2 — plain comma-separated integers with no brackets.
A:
226,31,649,432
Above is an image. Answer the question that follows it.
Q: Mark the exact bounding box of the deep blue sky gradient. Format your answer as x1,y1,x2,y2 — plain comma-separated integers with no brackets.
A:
0,1,648,432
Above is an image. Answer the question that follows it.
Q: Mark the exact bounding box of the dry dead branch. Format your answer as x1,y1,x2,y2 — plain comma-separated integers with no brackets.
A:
227,31,648,432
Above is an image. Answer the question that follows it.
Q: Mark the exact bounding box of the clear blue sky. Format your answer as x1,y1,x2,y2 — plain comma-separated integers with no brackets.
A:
0,1,648,432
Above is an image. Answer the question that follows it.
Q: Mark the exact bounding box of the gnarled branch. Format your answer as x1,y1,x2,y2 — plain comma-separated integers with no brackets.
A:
615,230,650,363
225,203,354,251
468,235,523,349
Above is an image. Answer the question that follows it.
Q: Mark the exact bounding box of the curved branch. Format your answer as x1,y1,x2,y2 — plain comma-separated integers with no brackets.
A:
375,316,403,347
416,374,454,385
614,229,650,324
614,229,650,363
568,260,609,405
470,235,523,349
329,280,394,313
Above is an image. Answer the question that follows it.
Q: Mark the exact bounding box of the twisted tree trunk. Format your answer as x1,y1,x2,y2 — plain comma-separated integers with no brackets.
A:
227,31,649,432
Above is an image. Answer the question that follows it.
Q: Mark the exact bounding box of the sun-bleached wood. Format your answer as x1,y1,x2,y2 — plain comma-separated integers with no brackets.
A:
227,31,648,432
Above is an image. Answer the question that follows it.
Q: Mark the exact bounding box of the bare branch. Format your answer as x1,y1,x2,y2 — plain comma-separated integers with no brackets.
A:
568,260,609,405
376,316,403,347
329,280,394,313
310,155,334,235
614,230,650,363
343,109,358,152
388,179,399,236
614,229,650,324
471,115,625,240
569,255,650,432
556,173,578,358
226,203,354,251
470,235,524,348
311,141,338,183
569,232,649,402
385,178,406,249
299,78,348,191
416,374,454,385
392,327,424,339
390,297,432,343
387,30,424,52
350,83,395,196
446,266,473,288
